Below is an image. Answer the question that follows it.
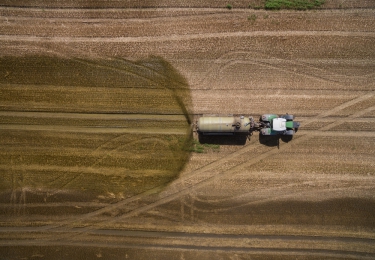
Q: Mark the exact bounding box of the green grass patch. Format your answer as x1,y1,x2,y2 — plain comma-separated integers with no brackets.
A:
265,0,325,10
190,140,220,153
248,14,257,22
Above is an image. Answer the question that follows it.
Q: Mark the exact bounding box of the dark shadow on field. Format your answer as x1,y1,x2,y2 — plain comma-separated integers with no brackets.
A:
198,134,248,145
281,135,294,143
259,134,294,148
178,197,375,227
0,55,193,201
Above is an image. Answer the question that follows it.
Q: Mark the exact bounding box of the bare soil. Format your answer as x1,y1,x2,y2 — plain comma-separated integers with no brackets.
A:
0,1,375,259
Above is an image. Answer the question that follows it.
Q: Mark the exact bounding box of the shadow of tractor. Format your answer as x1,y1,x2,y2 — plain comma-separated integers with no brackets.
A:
198,134,248,146
196,132,294,149
259,134,294,148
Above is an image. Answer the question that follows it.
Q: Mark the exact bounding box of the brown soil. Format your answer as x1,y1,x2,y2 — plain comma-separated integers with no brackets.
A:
0,1,375,259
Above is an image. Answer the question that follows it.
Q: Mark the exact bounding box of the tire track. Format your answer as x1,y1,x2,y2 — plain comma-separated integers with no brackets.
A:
284,130,375,137
4,111,375,123
319,105,375,130
203,59,346,88
184,184,375,214
199,53,375,90
252,58,375,87
0,111,186,121
0,165,175,178
1,31,375,44
7,156,369,213
0,233,374,259
299,116,375,122
0,7,236,23
0,6,240,14
196,51,261,87
185,170,375,205
0,124,187,135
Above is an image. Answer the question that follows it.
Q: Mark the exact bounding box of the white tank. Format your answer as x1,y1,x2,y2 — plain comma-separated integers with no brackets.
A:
197,116,251,134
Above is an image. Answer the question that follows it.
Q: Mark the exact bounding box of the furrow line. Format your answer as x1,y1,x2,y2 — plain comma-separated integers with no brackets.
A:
0,124,187,135
0,237,374,259
1,31,375,44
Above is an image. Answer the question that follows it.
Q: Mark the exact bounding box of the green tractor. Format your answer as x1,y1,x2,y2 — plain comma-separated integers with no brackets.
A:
258,114,300,136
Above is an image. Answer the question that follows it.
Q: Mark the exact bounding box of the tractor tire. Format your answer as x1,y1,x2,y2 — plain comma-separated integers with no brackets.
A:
284,130,294,135
283,114,294,121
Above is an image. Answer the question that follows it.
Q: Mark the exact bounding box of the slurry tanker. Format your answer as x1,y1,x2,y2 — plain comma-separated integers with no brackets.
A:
196,114,300,136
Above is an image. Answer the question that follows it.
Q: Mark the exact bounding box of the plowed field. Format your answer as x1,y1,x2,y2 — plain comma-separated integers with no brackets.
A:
1,1,375,259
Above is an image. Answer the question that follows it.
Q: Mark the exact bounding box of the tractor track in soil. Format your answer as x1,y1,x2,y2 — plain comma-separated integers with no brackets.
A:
0,230,375,259
198,58,375,90
0,124,187,135
1,174,373,215
1,31,375,44
196,51,375,87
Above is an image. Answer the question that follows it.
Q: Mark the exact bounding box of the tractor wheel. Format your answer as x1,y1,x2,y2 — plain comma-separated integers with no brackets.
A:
283,114,294,121
285,130,294,135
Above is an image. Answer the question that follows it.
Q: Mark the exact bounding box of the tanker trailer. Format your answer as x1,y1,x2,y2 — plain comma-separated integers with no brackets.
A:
196,116,254,135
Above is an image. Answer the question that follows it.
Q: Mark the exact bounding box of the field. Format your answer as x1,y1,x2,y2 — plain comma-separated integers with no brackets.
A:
1,0,375,259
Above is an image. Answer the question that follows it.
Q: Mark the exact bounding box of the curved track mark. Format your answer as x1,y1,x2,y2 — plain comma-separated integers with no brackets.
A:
200,55,374,89
184,184,375,214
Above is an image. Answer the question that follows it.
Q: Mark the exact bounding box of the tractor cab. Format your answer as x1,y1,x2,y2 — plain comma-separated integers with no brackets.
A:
272,117,287,131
